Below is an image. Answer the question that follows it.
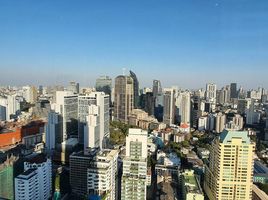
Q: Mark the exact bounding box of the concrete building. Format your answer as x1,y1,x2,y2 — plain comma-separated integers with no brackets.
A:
198,117,207,131
232,114,244,130
15,155,52,200
78,92,110,147
230,83,237,99
87,149,119,200
128,109,158,130
206,83,217,104
215,112,226,133
181,170,204,200
121,129,147,200
0,94,20,121
114,75,134,123
204,130,255,200
237,98,251,114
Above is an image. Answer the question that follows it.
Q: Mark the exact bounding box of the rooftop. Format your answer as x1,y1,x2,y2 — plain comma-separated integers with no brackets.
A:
219,129,251,144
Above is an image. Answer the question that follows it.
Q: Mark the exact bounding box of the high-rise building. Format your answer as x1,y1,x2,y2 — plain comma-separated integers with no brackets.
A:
130,70,139,108
204,130,255,200
114,75,134,123
176,91,191,126
78,92,110,147
0,94,20,121
67,81,79,94
70,150,96,197
163,89,176,125
87,149,119,200
15,155,52,200
95,75,112,104
230,83,237,99
22,85,38,104
206,83,217,104
232,114,244,130
0,155,18,200
45,111,63,150
52,91,78,141
121,129,147,200
218,86,230,105
215,112,226,133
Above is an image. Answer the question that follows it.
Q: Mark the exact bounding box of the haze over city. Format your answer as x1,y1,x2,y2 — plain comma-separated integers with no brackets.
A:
1,0,268,88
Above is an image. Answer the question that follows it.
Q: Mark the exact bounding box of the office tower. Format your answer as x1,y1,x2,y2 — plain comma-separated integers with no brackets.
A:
206,83,217,104
246,100,260,125
0,94,20,121
176,91,191,125
16,155,52,200
191,95,202,129
70,151,96,197
232,114,244,130
68,81,79,94
230,83,237,99
153,80,162,98
52,91,78,141
87,149,119,200
114,75,134,123
215,112,226,133
237,98,251,114
95,75,112,103
0,155,18,200
163,89,176,125
45,111,63,150
141,92,154,116
130,70,139,108
180,170,204,200
121,129,148,200
204,130,255,200
78,92,110,146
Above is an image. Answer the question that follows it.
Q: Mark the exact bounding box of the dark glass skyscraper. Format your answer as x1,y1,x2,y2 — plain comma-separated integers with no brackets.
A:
129,70,139,108
230,83,237,99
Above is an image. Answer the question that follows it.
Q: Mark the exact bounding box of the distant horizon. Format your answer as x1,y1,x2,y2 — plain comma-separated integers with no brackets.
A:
1,1,268,89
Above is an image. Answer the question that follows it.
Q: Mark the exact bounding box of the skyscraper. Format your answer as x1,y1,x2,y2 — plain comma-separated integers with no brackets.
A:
114,75,134,123
163,89,176,125
52,91,78,141
78,92,110,146
215,112,226,133
204,130,255,200
230,83,237,99
176,91,191,126
67,81,79,94
95,75,112,104
130,70,139,108
206,83,217,104
121,129,147,200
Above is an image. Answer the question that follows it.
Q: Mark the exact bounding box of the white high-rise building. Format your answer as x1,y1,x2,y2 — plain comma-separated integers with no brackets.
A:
206,83,217,104
15,155,52,200
121,129,148,200
78,92,110,147
52,91,78,141
176,91,191,125
22,85,37,104
45,111,63,150
87,149,119,200
0,94,20,121
15,169,39,200
84,105,100,152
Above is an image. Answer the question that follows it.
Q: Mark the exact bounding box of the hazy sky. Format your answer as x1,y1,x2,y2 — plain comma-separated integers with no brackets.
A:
0,0,267,89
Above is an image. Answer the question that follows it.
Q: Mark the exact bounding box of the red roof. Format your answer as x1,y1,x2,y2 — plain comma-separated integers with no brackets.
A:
180,123,189,129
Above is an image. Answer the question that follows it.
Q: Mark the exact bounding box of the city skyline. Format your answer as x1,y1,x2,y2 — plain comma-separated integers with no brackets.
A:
1,0,268,88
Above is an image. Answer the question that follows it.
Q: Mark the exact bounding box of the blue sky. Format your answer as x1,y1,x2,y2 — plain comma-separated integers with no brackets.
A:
0,0,267,89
